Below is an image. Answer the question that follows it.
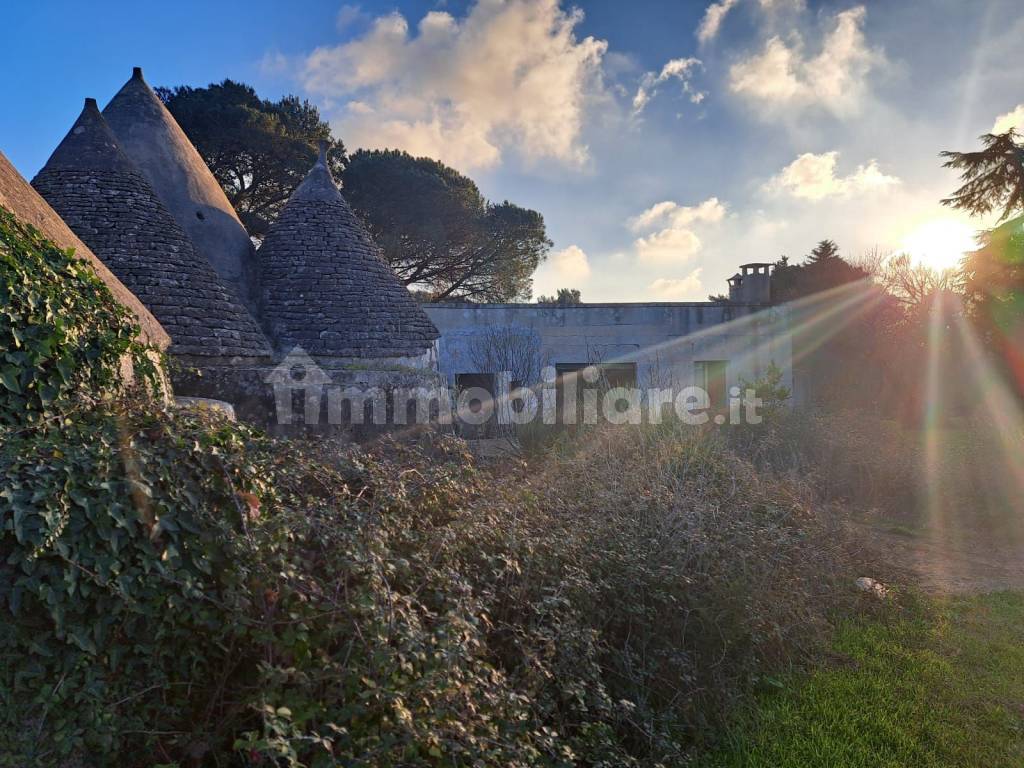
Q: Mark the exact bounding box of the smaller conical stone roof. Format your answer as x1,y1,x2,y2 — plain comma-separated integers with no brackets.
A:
102,67,259,313
257,143,439,359
32,99,271,358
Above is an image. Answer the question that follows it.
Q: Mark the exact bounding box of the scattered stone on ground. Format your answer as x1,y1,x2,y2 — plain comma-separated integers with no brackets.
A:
855,576,889,599
174,396,236,421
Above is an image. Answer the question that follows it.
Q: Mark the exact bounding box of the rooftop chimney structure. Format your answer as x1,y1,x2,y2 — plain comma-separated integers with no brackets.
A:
728,263,773,305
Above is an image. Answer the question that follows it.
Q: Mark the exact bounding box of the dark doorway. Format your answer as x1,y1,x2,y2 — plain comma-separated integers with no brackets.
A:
456,373,497,437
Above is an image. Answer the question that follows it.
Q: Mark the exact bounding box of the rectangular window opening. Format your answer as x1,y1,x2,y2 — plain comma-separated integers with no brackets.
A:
695,360,728,411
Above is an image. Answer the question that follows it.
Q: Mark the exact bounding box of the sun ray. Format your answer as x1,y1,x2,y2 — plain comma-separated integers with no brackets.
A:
953,311,1024,501
920,290,954,582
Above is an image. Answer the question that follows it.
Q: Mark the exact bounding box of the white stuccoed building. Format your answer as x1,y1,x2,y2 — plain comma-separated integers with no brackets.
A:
423,263,796,412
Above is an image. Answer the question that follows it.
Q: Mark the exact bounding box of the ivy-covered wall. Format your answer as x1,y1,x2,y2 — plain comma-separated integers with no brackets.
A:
0,206,161,428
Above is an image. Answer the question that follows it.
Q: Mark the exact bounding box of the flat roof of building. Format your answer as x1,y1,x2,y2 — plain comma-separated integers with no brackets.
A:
425,301,763,309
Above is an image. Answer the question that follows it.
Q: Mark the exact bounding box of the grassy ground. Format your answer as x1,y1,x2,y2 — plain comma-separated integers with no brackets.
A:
700,592,1024,767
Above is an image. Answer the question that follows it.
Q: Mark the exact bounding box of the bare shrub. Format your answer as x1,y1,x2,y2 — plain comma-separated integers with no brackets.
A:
468,325,546,387
728,409,921,511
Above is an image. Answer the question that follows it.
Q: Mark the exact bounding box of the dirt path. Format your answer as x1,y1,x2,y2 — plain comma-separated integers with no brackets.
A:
852,519,1024,594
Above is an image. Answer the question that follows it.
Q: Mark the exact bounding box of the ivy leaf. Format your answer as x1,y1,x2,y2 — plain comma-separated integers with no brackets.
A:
0,366,21,394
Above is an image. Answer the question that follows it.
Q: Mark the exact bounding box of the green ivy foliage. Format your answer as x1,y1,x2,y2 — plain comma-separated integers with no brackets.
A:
0,406,268,763
0,404,576,766
0,206,160,429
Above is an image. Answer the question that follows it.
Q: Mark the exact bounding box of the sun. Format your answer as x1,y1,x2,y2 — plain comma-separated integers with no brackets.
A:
899,218,977,272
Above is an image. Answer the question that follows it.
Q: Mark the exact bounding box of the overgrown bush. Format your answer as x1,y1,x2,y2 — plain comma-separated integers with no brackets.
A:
2,404,562,766
0,206,159,428
0,402,862,766
499,423,860,759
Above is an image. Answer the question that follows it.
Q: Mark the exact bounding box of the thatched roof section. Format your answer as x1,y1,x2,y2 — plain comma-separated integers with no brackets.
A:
102,67,259,312
0,150,170,349
32,99,270,358
257,143,438,359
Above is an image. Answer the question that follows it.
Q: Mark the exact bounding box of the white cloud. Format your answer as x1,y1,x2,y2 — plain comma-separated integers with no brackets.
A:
532,244,592,297
697,0,740,44
544,244,591,281
300,0,608,171
729,6,881,117
629,201,680,232
993,104,1024,134
698,0,807,45
628,197,726,232
766,151,899,200
629,197,725,265
648,271,705,300
632,57,704,115
635,228,704,264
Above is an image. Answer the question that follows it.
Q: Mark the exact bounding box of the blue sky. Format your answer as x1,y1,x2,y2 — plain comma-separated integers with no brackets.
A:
4,0,1024,301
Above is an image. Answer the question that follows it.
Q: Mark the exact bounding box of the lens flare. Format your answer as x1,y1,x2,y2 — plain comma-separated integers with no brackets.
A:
899,218,977,272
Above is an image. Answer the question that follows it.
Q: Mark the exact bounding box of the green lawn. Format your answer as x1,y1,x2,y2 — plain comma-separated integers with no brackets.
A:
700,592,1024,767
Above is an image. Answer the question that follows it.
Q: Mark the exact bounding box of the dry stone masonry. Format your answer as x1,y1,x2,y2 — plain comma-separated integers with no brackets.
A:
22,68,441,432
257,142,439,360
32,98,271,359
102,68,260,315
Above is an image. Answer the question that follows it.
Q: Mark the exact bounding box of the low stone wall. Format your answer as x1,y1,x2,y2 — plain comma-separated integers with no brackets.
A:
170,355,450,440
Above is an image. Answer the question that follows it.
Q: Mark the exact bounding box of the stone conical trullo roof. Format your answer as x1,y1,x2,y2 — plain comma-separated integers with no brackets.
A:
257,143,439,359
102,67,259,313
32,99,271,358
